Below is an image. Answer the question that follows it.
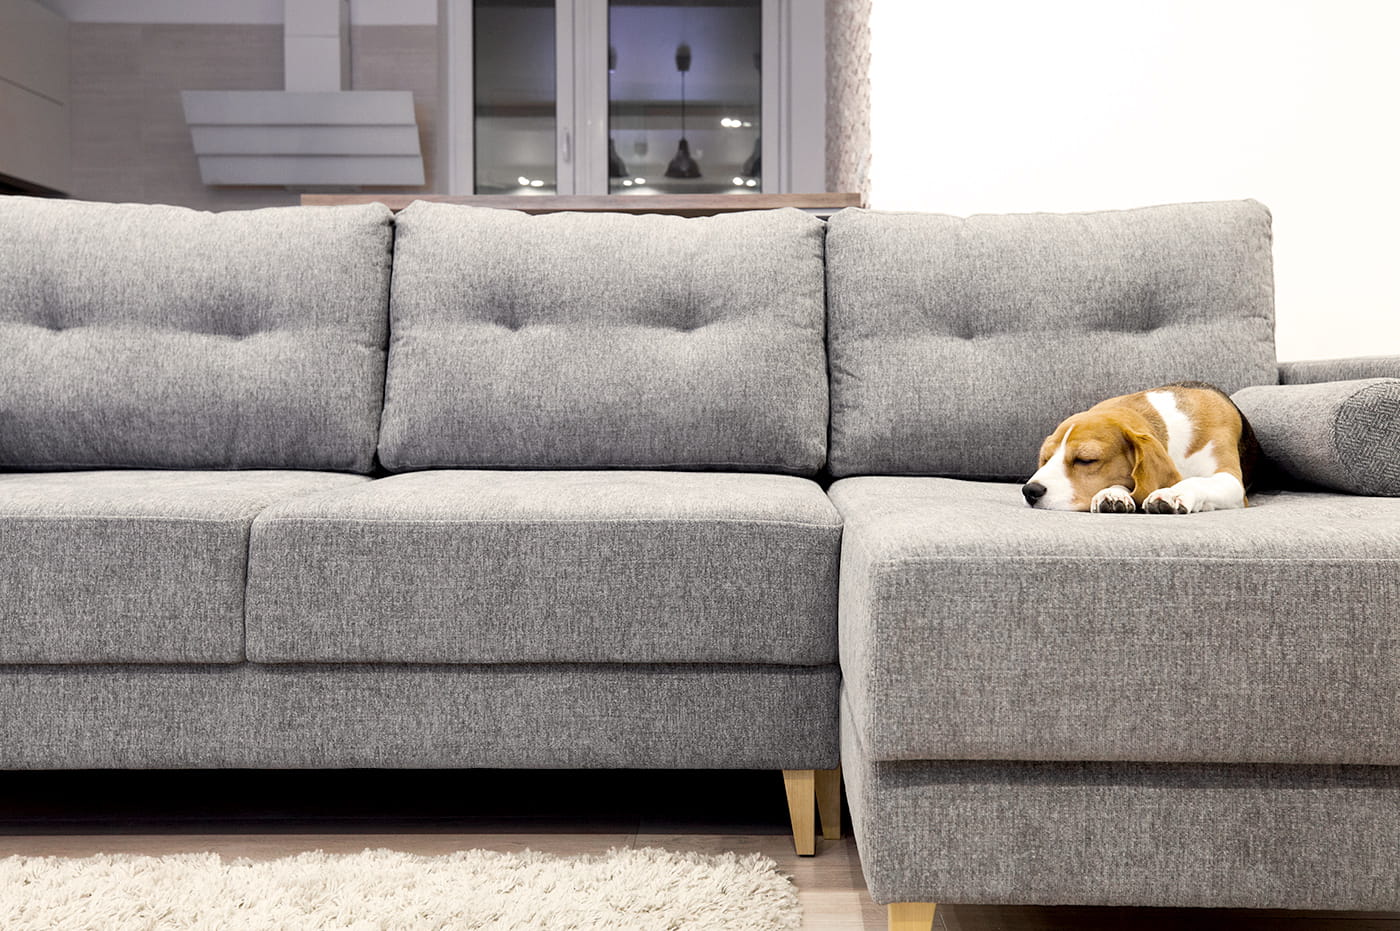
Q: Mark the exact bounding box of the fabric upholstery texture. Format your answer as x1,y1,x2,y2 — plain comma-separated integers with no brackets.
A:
0,470,368,663
824,200,1279,479
841,699,1400,910
378,203,828,473
1235,378,1400,496
246,470,842,664
0,663,839,770
1279,355,1400,384
0,197,392,472
831,476,1400,765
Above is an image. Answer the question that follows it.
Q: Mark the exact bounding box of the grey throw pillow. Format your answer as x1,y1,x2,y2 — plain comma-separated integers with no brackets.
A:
1233,379,1400,496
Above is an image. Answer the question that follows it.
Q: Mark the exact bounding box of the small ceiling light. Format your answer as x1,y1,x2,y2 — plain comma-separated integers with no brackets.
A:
665,43,701,179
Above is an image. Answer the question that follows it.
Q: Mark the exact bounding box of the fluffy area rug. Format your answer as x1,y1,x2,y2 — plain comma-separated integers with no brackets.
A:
0,846,801,930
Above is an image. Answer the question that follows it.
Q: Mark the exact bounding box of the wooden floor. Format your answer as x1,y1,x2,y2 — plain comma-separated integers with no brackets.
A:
0,769,1394,930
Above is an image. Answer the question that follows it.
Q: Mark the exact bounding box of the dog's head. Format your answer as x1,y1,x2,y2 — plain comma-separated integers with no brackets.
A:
1021,410,1178,511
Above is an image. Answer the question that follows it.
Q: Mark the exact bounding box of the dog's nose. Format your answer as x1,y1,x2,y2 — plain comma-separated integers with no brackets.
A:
1022,482,1047,505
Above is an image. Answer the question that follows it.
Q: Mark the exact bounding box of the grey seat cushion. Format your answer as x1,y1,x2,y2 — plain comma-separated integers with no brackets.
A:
378,203,828,474
831,476,1400,766
0,470,369,663
1235,378,1400,496
246,470,842,664
825,200,1279,479
0,197,393,472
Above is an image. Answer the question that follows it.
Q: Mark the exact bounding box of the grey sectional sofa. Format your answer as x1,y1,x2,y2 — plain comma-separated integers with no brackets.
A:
3,194,1398,928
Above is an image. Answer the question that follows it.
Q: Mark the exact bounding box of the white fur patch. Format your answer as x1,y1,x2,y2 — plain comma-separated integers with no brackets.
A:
1146,389,1219,477
1027,428,1077,509
1146,472,1246,513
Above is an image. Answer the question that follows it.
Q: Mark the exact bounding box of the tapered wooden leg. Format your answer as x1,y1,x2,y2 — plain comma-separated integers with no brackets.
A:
814,765,842,840
888,901,937,931
782,769,815,856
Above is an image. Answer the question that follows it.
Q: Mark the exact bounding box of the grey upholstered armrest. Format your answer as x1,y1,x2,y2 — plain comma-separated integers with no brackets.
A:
1233,378,1400,496
1279,355,1400,385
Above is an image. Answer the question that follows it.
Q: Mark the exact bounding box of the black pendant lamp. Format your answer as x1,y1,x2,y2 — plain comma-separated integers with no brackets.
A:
740,136,760,178
608,138,630,179
607,45,629,180
665,43,701,179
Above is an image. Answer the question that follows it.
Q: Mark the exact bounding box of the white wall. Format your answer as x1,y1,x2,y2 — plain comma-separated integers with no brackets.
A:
869,0,1400,362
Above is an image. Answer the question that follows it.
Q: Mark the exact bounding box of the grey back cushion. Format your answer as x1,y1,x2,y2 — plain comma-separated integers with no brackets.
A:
0,197,393,472
379,203,828,474
826,200,1279,479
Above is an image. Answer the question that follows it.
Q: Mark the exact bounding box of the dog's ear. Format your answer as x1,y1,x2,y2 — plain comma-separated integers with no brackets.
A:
1037,420,1073,467
1128,431,1181,504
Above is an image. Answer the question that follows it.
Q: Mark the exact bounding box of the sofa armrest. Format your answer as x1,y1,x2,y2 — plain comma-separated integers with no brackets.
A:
1279,355,1400,385
1233,379,1400,496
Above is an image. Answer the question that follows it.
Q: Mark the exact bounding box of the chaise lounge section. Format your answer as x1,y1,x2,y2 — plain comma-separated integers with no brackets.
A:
825,200,1400,927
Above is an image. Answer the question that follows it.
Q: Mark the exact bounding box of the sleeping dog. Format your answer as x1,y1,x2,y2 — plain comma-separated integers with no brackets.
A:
1022,381,1260,514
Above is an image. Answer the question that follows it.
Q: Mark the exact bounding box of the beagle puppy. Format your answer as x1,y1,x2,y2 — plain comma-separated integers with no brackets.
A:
1022,381,1260,514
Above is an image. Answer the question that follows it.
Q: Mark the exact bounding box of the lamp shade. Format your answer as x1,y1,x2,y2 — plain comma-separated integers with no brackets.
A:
665,138,701,179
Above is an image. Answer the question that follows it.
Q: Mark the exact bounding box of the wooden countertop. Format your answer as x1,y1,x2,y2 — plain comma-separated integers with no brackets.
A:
298,193,864,217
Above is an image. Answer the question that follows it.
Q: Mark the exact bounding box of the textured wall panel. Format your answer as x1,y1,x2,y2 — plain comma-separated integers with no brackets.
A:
825,0,871,198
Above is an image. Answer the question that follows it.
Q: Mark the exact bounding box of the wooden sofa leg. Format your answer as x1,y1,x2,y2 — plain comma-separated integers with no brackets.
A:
781,769,815,856
815,765,842,839
888,902,937,931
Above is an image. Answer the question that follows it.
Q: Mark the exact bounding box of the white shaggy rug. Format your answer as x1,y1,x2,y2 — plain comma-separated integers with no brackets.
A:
0,846,801,930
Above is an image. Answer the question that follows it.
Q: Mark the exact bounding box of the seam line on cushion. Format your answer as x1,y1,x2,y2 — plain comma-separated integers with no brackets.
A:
865,554,1400,573
387,461,819,472
2,463,345,471
255,515,844,529
1,515,263,524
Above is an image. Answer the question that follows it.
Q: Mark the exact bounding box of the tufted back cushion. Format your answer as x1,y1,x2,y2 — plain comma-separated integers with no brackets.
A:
378,203,829,474
0,197,393,472
825,200,1278,479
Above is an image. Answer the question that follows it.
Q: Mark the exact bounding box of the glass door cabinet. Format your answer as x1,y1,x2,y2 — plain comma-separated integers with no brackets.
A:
447,0,823,195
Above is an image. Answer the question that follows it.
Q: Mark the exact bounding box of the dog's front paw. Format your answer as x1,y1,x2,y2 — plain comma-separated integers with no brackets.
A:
1144,488,1194,514
1091,486,1137,514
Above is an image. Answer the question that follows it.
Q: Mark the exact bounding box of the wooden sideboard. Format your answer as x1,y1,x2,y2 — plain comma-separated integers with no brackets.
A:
298,193,864,218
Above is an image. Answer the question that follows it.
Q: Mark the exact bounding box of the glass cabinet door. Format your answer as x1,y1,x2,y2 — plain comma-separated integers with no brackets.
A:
606,1,763,195
473,0,558,193
454,0,806,195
